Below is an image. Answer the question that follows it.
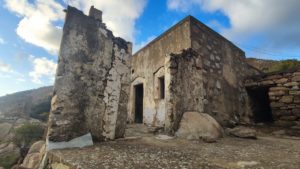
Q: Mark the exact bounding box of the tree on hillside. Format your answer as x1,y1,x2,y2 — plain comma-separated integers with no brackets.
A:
13,123,45,157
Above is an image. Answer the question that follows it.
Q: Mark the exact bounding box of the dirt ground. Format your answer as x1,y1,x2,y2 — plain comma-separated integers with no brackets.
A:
48,124,300,169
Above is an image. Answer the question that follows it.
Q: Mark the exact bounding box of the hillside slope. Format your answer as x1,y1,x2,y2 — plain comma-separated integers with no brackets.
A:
246,58,300,73
0,86,53,121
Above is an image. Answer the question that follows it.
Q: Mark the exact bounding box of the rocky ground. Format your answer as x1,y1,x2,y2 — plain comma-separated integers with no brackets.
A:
47,124,300,169
0,118,45,169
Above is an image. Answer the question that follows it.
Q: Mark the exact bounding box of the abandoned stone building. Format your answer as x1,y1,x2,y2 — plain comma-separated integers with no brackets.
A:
47,6,300,147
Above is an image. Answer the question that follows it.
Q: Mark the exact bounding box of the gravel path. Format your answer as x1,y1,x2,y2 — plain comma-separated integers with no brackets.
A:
48,135,300,169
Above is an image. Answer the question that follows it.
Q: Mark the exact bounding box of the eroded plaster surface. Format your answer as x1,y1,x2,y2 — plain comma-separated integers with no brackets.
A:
129,18,191,127
47,6,131,142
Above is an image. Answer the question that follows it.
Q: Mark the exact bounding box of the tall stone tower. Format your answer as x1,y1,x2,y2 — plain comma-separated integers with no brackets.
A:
47,6,131,146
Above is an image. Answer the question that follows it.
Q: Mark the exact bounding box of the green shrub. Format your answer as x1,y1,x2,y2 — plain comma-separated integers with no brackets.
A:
13,123,44,149
0,153,19,169
267,59,300,72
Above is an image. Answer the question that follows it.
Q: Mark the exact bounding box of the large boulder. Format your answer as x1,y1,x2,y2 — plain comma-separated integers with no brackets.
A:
20,141,45,169
175,112,223,142
226,126,257,139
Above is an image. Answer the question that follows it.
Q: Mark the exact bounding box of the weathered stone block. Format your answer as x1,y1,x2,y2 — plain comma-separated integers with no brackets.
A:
89,6,102,21
203,59,210,67
266,74,282,80
270,102,284,108
261,80,274,85
284,82,299,87
293,96,300,103
279,95,293,103
293,72,300,76
269,87,288,91
279,116,297,121
245,82,257,87
292,108,300,116
275,78,288,84
289,90,300,95
269,90,286,96
272,109,292,116
292,76,300,82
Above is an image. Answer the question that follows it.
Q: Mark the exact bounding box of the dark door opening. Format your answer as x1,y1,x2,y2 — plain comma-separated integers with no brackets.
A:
159,76,165,99
134,84,143,123
246,87,273,123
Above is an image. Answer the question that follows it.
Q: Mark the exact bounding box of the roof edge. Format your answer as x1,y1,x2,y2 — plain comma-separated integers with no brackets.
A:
133,15,193,55
188,16,244,53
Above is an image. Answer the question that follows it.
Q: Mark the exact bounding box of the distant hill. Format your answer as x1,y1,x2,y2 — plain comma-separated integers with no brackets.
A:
246,58,300,73
0,86,53,121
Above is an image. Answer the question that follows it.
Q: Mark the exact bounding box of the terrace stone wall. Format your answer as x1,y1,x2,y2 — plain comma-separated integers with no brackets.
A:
246,70,300,134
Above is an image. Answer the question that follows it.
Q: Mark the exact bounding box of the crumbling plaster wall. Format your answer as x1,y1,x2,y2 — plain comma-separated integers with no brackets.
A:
165,49,204,133
189,18,260,126
47,6,131,142
129,18,191,126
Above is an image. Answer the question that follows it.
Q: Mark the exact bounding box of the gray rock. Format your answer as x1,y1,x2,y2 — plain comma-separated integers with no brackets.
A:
176,112,223,142
21,140,45,169
272,130,286,136
226,126,257,139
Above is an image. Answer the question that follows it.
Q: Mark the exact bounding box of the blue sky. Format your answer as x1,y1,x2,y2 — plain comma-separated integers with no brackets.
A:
0,0,300,96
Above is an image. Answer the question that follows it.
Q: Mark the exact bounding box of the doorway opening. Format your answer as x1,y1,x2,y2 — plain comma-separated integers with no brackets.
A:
246,87,273,123
134,84,144,123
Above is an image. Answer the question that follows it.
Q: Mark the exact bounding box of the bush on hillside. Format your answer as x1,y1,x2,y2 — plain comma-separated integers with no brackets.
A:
267,59,300,72
0,153,19,169
13,123,44,149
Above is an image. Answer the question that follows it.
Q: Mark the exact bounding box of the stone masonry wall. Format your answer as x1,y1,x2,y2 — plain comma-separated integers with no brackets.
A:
165,49,204,133
246,70,300,131
47,6,131,142
190,17,260,126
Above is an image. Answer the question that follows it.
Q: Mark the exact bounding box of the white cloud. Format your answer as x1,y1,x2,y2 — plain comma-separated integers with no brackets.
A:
0,37,5,44
65,0,147,42
207,20,224,31
4,0,147,55
4,0,64,55
167,0,300,49
0,61,13,73
29,57,57,84
0,60,26,82
16,78,26,82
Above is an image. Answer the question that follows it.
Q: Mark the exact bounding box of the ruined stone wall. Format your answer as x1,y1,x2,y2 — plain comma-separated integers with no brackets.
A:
165,49,204,133
246,70,300,131
189,17,260,126
129,18,191,126
47,6,131,142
